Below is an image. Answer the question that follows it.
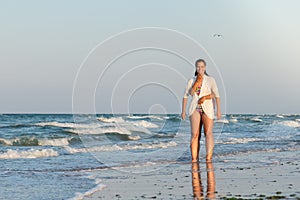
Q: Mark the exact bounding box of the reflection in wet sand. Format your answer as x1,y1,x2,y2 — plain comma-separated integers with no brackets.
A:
191,162,215,199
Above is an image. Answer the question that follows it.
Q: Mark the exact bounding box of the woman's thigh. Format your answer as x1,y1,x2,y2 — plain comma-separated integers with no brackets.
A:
189,110,201,135
202,114,214,135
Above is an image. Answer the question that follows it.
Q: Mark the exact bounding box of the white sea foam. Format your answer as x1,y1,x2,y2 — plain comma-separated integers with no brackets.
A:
0,148,59,159
229,118,238,123
277,120,300,128
296,119,300,122
215,119,229,124
97,117,124,123
99,117,158,128
250,117,263,122
39,138,71,146
64,141,177,154
128,135,141,140
276,114,285,118
113,161,158,170
35,118,156,136
35,122,96,129
69,179,106,200
126,115,148,119
131,120,159,128
0,137,71,147
219,137,262,145
149,115,164,120
67,127,132,135
128,115,164,120
0,138,13,145
64,145,122,153
66,122,153,136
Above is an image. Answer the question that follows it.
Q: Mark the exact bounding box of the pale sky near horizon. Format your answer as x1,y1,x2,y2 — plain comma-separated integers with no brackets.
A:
1,0,299,114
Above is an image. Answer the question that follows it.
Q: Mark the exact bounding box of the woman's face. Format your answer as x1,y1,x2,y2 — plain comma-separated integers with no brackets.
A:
196,61,206,76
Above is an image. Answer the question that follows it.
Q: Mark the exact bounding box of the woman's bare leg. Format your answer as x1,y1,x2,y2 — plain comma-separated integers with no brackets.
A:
189,110,201,162
197,119,203,157
202,114,214,162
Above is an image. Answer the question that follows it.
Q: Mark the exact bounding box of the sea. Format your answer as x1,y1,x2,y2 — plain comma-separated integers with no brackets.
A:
0,114,299,199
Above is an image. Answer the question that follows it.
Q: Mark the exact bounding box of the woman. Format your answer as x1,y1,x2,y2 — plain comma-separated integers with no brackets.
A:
181,59,221,162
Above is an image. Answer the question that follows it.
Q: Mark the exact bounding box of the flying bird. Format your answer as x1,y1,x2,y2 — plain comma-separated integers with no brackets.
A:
213,34,223,38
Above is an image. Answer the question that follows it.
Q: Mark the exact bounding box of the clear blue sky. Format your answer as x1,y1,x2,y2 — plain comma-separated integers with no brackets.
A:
1,0,299,114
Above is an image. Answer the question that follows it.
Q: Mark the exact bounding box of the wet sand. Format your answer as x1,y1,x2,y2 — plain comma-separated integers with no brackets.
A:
83,151,300,199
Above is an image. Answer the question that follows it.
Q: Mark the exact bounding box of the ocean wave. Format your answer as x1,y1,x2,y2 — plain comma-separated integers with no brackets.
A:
276,120,300,128
166,116,182,121
67,120,154,135
126,115,149,120
229,118,238,123
0,148,59,159
131,120,159,128
69,178,106,200
127,135,141,140
0,138,13,145
126,115,164,120
250,117,263,122
35,122,86,129
98,117,159,128
39,138,71,146
66,127,132,135
97,117,124,123
149,115,165,120
0,137,71,147
64,141,177,154
35,118,158,137
0,124,31,129
276,114,285,118
215,119,229,124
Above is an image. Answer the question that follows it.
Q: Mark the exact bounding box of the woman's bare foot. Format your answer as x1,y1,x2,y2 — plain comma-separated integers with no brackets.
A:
206,156,212,163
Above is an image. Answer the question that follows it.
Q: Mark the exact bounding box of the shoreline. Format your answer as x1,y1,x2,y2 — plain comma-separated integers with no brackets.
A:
81,150,299,199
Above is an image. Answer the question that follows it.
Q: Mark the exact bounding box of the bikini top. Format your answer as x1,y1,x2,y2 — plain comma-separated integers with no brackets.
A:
196,84,202,96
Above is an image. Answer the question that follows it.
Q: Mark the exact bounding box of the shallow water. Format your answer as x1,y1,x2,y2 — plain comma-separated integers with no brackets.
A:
0,114,299,199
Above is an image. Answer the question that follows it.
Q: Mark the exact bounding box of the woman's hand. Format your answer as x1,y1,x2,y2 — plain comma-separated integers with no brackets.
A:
198,96,206,104
198,93,215,104
216,110,222,120
181,112,186,120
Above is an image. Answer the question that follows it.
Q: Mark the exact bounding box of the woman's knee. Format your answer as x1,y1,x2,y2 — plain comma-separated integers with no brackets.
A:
191,133,199,140
204,131,213,137
190,133,200,142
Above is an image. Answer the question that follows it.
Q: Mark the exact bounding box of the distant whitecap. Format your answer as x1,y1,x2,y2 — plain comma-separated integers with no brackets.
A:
250,117,263,122
277,120,300,128
215,119,229,124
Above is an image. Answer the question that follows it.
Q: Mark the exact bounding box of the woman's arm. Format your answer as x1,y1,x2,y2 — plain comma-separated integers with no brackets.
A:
198,94,221,119
181,98,188,120
198,93,215,104
215,97,221,119
211,77,221,119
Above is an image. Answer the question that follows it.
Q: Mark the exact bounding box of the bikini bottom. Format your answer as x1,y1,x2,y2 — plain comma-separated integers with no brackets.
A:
196,104,204,115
